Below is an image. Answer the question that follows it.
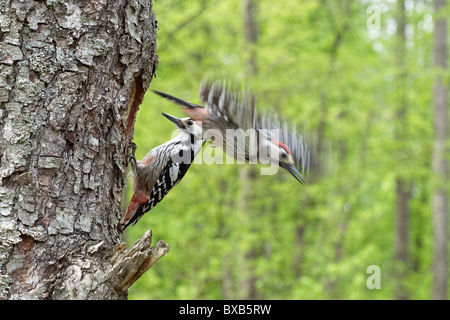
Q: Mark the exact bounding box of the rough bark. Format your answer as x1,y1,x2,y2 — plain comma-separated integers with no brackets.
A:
0,0,164,300
432,0,448,300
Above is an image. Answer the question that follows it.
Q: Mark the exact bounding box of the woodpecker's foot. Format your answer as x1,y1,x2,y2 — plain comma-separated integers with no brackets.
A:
127,142,137,173
128,141,137,157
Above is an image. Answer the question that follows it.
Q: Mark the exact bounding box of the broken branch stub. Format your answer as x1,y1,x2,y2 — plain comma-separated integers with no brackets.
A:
109,230,170,294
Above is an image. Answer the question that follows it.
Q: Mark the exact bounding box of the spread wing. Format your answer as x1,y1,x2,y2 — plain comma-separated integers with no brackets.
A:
198,78,310,172
198,78,258,133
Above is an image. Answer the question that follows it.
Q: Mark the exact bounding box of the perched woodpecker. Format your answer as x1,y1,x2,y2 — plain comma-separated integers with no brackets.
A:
152,78,309,184
121,113,204,230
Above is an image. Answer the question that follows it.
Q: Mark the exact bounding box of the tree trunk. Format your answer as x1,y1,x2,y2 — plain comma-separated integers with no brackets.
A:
394,0,410,300
0,0,166,300
395,177,410,299
432,0,448,300
236,0,259,300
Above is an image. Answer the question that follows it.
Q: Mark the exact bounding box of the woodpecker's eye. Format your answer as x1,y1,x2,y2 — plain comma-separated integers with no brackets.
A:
281,152,287,159
187,120,193,126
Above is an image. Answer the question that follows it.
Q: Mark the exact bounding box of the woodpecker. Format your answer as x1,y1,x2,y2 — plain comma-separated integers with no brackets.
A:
152,79,309,184
121,113,204,230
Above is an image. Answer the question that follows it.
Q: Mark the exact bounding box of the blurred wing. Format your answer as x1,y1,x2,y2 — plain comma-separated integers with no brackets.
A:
198,78,258,132
199,78,310,173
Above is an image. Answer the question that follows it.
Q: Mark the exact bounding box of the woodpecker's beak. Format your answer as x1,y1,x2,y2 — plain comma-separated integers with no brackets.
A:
162,112,184,129
280,162,305,184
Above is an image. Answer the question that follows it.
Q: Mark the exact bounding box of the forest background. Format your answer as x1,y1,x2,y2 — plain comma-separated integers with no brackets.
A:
123,0,449,300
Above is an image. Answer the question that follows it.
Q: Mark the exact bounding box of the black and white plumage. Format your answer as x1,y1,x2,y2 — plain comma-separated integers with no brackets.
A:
153,78,309,184
121,113,204,230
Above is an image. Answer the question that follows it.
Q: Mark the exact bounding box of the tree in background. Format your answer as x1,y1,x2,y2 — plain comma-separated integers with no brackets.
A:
394,0,411,301
432,0,448,300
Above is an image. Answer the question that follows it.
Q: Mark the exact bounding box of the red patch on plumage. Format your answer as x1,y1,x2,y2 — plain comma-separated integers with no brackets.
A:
140,154,154,166
273,139,292,154
123,192,149,224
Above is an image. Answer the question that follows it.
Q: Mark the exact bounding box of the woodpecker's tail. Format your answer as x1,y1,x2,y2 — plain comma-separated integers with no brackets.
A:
120,192,149,231
152,89,203,109
152,89,209,123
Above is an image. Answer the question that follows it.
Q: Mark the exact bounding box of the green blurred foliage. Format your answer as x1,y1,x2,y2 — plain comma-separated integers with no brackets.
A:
123,0,438,299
